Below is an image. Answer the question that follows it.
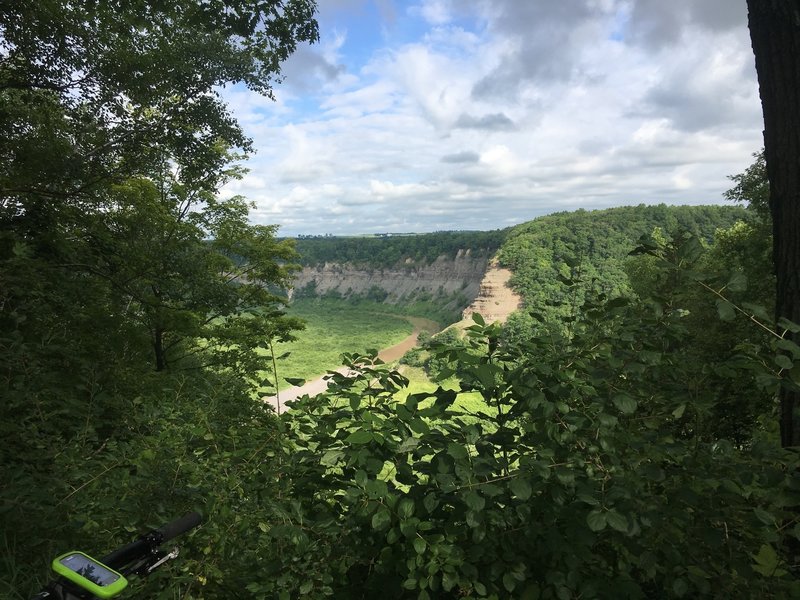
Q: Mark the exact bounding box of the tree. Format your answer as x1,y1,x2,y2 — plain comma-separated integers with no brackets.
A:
0,1,318,199
0,5,318,593
747,1,800,447
724,149,770,218
0,1,318,374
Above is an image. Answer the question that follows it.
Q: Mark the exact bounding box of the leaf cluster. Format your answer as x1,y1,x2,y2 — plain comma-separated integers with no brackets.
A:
261,296,800,599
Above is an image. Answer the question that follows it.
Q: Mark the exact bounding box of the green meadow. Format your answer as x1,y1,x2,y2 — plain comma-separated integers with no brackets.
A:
264,298,415,389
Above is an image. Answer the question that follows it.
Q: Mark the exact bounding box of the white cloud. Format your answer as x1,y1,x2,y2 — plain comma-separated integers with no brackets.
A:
412,0,454,25
218,0,764,236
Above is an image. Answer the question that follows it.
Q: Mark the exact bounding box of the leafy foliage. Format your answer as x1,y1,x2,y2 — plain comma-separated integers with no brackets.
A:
0,2,318,597
497,204,750,321
294,230,508,268
724,149,769,218
263,289,800,599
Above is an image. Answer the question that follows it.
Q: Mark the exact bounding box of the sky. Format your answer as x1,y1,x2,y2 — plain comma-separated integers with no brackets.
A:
219,0,764,236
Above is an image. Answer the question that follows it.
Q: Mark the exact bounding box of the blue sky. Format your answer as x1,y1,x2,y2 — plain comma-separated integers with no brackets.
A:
220,0,763,236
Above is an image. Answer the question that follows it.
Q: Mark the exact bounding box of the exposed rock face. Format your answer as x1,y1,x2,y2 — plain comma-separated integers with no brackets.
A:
289,250,489,312
461,258,522,324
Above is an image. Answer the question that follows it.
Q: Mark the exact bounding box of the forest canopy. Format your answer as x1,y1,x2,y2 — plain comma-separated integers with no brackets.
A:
293,230,508,268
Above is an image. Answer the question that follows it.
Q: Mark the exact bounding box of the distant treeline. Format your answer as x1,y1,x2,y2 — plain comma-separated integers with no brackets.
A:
292,230,509,268
498,203,751,312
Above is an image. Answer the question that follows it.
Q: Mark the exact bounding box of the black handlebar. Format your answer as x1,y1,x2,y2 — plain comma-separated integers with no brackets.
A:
100,512,202,570
157,511,202,544
33,513,203,599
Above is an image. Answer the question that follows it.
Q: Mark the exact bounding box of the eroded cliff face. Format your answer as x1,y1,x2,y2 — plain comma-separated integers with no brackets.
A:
289,249,488,312
290,250,522,325
461,258,522,324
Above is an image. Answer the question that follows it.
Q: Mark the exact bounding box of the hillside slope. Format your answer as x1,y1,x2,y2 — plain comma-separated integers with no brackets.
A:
499,204,750,312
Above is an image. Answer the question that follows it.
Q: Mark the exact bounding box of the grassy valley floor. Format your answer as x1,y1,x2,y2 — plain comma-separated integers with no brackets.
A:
262,298,423,391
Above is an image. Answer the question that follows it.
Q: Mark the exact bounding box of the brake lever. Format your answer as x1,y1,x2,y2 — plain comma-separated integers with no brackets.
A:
146,547,179,574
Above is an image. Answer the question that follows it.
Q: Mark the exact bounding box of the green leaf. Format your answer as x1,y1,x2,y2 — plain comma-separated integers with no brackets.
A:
777,338,800,359
472,312,486,326
355,470,368,487
413,537,426,555
402,578,417,590
576,492,600,506
606,509,628,532
510,477,532,501
463,490,485,511
398,437,420,453
345,430,373,444
503,573,516,592
466,510,481,528
400,519,417,538
299,581,313,594
398,498,415,519
672,403,686,419
779,317,800,333
409,418,430,434
372,508,392,532
284,377,306,386
446,443,469,460
716,299,736,322
775,354,793,370
612,394,637,415
726,271,747,292
598,413,618,427
753,544,780,575
672,578,688,597
442,571,457,592
423,493,439,514
587,510,607,531
742,302,772,322
387,527,400,544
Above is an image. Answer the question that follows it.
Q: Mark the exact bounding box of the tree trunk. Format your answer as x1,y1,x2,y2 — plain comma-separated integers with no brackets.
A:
154,326,167,371
747,0,800,448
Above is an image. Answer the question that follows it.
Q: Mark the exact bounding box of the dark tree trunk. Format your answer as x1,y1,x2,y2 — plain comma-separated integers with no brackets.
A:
154,326,167,371
747,0,800,448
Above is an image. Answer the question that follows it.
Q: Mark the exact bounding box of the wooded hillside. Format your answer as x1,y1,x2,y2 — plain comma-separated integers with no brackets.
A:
499,204,750,313
293,230,508,268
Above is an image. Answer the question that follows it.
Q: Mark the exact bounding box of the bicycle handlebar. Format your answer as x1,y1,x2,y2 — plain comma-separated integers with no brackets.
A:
156,512,202,544
100,512,202,570
34,513,202,600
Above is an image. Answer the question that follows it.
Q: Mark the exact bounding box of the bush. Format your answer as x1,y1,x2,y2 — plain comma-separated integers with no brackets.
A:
265,298,800,599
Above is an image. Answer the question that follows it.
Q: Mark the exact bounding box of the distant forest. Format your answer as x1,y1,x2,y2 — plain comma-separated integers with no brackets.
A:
498,204,751,311
292,230,508,267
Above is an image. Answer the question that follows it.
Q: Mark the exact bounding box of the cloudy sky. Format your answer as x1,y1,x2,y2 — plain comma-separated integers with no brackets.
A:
220,0,764,236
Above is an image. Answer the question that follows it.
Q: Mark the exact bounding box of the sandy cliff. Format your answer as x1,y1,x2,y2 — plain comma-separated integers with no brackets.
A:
461,258,522,324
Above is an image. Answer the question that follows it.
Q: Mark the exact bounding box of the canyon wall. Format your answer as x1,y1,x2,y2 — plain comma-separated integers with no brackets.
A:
290,249,488,312
290,250,521,324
